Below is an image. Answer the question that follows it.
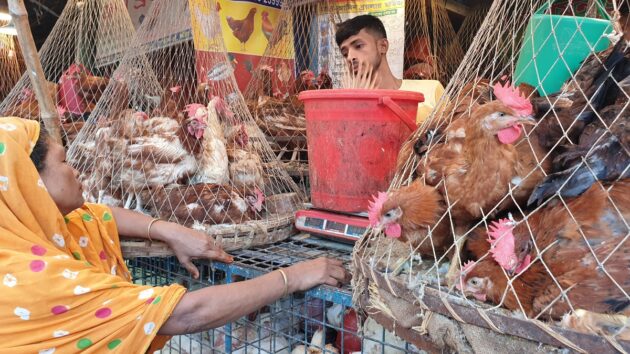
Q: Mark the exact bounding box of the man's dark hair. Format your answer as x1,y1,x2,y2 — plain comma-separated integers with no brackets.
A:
335,15,387,46
30,128,49,172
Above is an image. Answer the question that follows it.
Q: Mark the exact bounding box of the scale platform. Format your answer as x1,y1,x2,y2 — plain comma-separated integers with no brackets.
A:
295,208,370,243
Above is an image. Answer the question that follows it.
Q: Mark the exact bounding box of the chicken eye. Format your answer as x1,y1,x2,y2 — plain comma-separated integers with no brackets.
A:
498,112,505,117
384,211,392,218
469,278,479,286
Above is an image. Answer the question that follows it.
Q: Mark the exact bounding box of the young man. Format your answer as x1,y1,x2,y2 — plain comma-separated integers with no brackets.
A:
335,14,444,123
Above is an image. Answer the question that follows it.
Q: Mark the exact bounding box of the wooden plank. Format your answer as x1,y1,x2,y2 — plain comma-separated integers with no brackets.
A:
358,257,630,352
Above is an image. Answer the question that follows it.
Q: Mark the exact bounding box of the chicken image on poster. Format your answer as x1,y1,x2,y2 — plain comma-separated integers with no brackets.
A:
189,0,290,91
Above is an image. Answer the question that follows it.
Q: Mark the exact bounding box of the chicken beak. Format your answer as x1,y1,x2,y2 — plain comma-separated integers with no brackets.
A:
518,115,536,126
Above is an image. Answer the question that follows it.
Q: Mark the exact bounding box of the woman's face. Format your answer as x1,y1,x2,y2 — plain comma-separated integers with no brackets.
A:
39,141,85,215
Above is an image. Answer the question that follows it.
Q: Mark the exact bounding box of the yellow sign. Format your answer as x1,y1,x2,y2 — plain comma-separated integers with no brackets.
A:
189,0,290,58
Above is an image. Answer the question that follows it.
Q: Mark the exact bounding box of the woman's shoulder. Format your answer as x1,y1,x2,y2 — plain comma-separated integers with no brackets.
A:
66,203,116,224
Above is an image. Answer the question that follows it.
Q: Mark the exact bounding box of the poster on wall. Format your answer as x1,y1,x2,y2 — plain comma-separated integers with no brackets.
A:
317,0,405,87
190,0,290,91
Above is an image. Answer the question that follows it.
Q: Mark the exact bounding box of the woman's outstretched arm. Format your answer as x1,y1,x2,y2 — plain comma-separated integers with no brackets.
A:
158,257,348,335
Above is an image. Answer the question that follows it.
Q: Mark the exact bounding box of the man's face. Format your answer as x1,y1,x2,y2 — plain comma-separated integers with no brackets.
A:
339,29,386,74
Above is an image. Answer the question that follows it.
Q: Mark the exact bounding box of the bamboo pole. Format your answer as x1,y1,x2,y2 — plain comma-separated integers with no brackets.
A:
8,0,62,144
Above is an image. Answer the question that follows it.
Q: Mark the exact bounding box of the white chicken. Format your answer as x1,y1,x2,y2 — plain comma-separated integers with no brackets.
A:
290,329,339,354
189,98,230,185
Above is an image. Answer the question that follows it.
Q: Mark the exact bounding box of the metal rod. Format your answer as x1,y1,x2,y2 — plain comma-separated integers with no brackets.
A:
8,0,62,143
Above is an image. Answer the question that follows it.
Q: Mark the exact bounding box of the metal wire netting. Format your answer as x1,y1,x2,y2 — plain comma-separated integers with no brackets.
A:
129,236,423,353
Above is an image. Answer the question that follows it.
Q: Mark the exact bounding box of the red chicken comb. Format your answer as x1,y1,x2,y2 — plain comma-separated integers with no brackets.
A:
492,81,533,117
132,111,149,120
368,192,388,227
253,188,265,212
185,104,206,119
462,260,476,274
487,218,517,270
56,105,67,117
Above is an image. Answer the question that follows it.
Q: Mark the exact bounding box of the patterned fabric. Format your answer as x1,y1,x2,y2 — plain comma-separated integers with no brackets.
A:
0,117,185,353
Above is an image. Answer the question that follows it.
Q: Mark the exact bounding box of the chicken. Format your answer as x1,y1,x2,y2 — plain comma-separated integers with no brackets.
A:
419,82,549,284
361,317,407,354
261,10,274,42
2,84,58,121
77,69,109,108
394,79,493,181
228,147,265,191
290,329,339,354
368,179,452,259
153,183,263,227
458,181,630,318
528,45,630,205
213,312,291,354
561,309,630,340
188,99,229,185
118,108,207,212
212,97,266,191
227,8,257,50
292,70,317,94
316,70,333,90
149,85,185,119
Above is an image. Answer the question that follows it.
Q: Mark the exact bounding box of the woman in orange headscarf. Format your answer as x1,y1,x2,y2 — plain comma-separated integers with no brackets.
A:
0,117,347,353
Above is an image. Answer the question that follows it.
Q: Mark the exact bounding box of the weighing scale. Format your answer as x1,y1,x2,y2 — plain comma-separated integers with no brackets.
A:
295,206,370,243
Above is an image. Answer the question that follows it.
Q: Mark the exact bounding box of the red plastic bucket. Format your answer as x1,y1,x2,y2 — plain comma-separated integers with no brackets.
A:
299,89,423,213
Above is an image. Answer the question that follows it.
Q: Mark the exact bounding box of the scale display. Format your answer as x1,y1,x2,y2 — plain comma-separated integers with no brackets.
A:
295,210,370,243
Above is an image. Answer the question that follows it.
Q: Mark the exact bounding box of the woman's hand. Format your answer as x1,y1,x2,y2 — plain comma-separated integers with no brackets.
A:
283,257,349,292
154,221,233,279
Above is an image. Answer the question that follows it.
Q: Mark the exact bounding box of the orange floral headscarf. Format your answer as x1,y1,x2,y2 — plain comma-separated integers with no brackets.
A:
0,117,185,353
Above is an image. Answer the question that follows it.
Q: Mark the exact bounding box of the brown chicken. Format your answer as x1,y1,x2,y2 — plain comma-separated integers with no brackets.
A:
150,85,186,119
227,8,257,50
152,183,264,227
368,178,452,258
458,181,630,319
419,83,553,285
316,70,333,90
421,83,550,222
105,106,207,212
292,70,317,94
394,79,493,181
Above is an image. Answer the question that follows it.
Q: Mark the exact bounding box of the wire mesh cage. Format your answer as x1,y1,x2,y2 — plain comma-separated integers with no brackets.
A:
352,0,630,352
0,32,23,103
129,236,423,354
0,0,136,147
67,0,305,257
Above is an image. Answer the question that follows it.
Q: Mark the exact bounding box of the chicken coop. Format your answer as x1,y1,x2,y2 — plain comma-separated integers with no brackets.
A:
352,0,630,352
0,0,137,147
67,0,305,256
243,0,488,197
128,235,425,354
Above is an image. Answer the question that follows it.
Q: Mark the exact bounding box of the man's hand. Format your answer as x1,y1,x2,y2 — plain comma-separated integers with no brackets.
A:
155,221,233,279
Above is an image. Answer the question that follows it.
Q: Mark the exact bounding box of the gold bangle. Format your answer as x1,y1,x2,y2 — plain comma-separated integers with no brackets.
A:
147,218,160,243
277,269,288,297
